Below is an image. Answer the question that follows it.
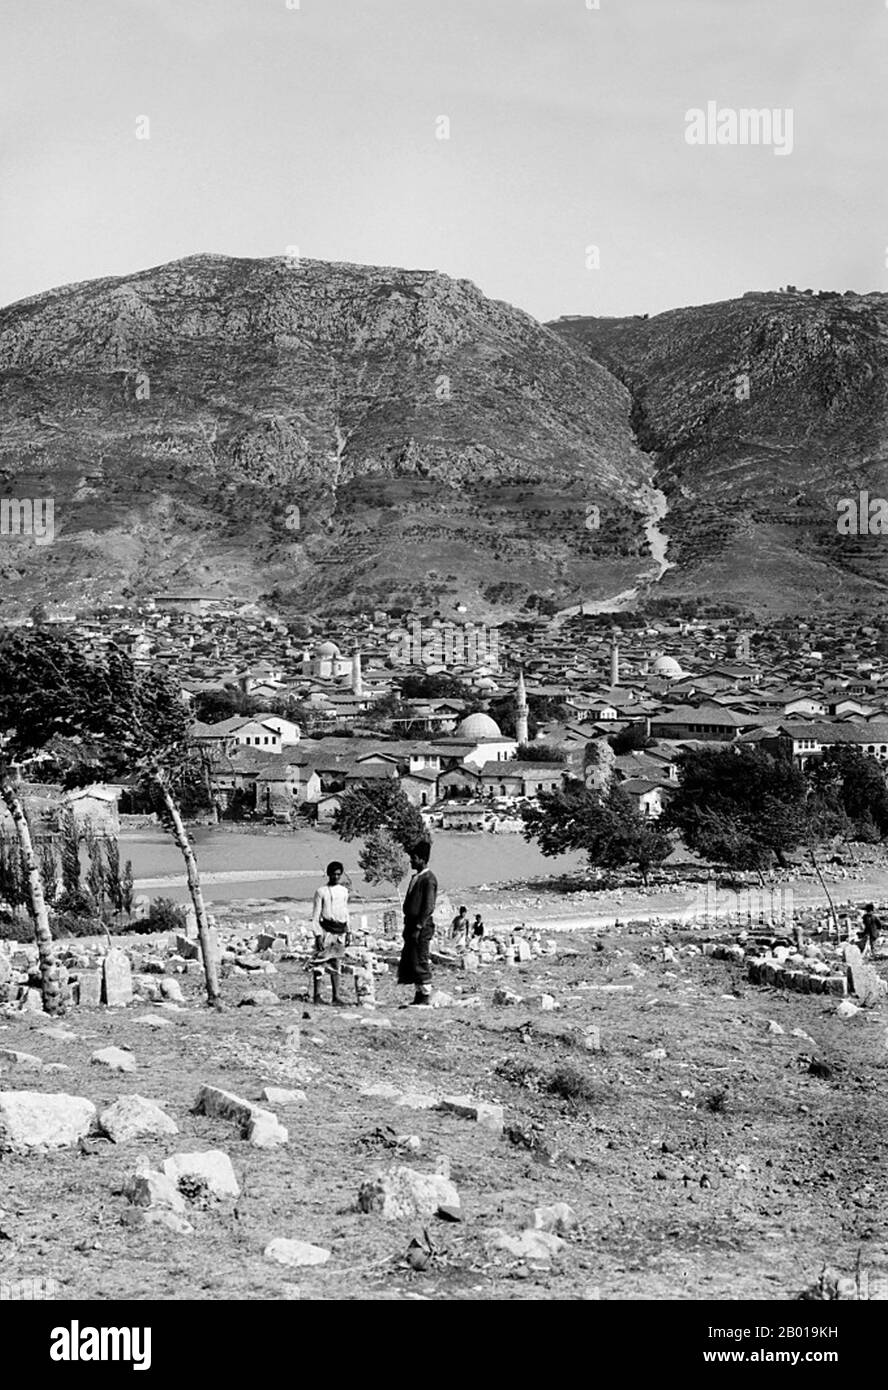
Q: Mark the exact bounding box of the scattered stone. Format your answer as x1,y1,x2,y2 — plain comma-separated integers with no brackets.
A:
133,1014,174,1029
537,994,557,1011
0,1048,44,1071
395,1092,438,1111
436,1096,504,1135
264,1238,331,1268
836,1000,861,1020
844,944,886,1007
162,1150,240,1200
91,1046,136,1074
102,950,133,1007
175,935,200,961
359,1016,392,1029
430,991,454,1008
767,1021,785,1036
644,1047,668,1061
75,972,103,1008
492,987,523,1006
360,1082,401,1101
124,1167,187,1212
357,1165,460,1220
493,1229,565,1261
261,1087,307,1106
39,1026,77,1043
99,1095,179,1144
239,990,280,1007
160,979,185,1004
533,1202,578,1234
43,1063,70,1074
0,1091,96,1151
193,1084,288,1148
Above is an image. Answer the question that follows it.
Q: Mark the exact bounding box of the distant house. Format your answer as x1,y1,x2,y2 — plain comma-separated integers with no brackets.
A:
618,778,670,819
649,704,761,741
478,761,564,800
61,786,120,836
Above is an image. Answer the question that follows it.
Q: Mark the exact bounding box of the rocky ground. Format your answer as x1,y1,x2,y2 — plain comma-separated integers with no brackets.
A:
1,917,887,1302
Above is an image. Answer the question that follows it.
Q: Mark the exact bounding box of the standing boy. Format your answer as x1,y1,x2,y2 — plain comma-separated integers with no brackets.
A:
398,840,437,1006
310,861,350,1005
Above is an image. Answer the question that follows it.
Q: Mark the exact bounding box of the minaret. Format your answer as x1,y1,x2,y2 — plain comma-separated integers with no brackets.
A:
515,669,529,746
610,640,620,688
352,649,363,699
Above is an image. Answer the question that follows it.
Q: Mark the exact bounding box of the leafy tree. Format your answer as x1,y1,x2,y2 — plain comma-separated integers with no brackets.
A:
333,780,427,852
0,630,220,1004
609,723,652,754
192,687,258,724
665,746,811,870
806,746,888,838
400,673,470,701
358,828,409,889
521,779,670,883
515,743,566,763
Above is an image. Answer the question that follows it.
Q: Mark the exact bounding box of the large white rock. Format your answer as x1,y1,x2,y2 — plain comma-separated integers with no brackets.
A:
163,1149,240,1199
0,1049,44,1071
124,1166,187,1212
533,1202,578,1234
91,1047,136,1074
99,1095,179,1144
192,1084,287,1148
260,1087,306,1106
0,1091,96,1151
357,1165,460,1220
493,1229,566,1261
264,1238,330,1268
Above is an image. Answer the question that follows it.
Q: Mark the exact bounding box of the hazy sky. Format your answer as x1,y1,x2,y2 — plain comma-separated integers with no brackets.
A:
3,0,887,320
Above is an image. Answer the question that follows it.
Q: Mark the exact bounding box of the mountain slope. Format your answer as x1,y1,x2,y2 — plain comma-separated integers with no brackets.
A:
0,254,660,619
550,290,888,615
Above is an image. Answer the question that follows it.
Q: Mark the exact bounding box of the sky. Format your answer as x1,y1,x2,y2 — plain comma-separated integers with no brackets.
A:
2,0,887,321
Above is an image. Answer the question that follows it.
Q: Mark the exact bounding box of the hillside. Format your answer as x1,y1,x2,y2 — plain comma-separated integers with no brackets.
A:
550,291,888,616
0,255,659,620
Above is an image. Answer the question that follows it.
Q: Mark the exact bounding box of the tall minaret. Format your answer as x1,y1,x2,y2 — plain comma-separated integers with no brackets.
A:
515,668,529,746
352,648,363,699
610,639,620,688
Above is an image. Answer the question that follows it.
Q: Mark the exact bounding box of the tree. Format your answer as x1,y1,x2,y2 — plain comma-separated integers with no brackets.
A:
333,780,427,852
520,779,670,883
0,629,104,1012
609,723,651,754
665,746,811,870
806,746,888,839
400,673,469,701
515,743,565,763
0,630,220,1005
358,828,409,889
192,687,258,724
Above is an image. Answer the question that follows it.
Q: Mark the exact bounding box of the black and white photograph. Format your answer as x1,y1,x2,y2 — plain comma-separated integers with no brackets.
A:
1,0,886,1348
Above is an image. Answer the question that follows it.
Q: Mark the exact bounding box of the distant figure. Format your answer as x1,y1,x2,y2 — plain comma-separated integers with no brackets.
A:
310,861,350,1006
398,840,437,1005
450,905,470,947
859,903,883,956
471,913,485,939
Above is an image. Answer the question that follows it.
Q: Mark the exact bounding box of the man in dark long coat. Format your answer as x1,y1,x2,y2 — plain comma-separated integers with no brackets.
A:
398,840,437,1005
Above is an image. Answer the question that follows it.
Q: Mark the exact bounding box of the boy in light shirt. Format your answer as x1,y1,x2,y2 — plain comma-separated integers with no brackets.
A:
309,861,350,1006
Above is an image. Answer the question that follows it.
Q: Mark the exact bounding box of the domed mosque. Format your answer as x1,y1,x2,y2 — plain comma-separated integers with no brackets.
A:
454,711,503,740
651,654,686,681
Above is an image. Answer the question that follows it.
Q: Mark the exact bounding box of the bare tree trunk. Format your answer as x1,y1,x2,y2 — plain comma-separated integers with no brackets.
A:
0,775,64,1015
158,785,220,1005
810,851,840,939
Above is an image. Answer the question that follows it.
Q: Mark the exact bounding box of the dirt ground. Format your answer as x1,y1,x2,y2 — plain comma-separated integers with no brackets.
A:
1,926,886,1302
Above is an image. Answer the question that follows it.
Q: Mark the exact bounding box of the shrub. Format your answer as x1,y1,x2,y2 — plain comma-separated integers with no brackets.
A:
542,1063,598,1105
51,912,109,939
121,897,186,935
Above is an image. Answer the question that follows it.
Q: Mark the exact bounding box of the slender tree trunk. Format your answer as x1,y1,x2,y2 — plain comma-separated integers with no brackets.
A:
0,776,64,1015
810,851,841,939
158,784,220,1005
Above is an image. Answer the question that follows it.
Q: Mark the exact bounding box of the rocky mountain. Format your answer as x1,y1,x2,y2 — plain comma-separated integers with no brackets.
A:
550,290,888,616
0,254,660,621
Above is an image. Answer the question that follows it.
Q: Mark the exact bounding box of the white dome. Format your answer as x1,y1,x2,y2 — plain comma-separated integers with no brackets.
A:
317,640,341,658
455,712,503,739
652,655,684,678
